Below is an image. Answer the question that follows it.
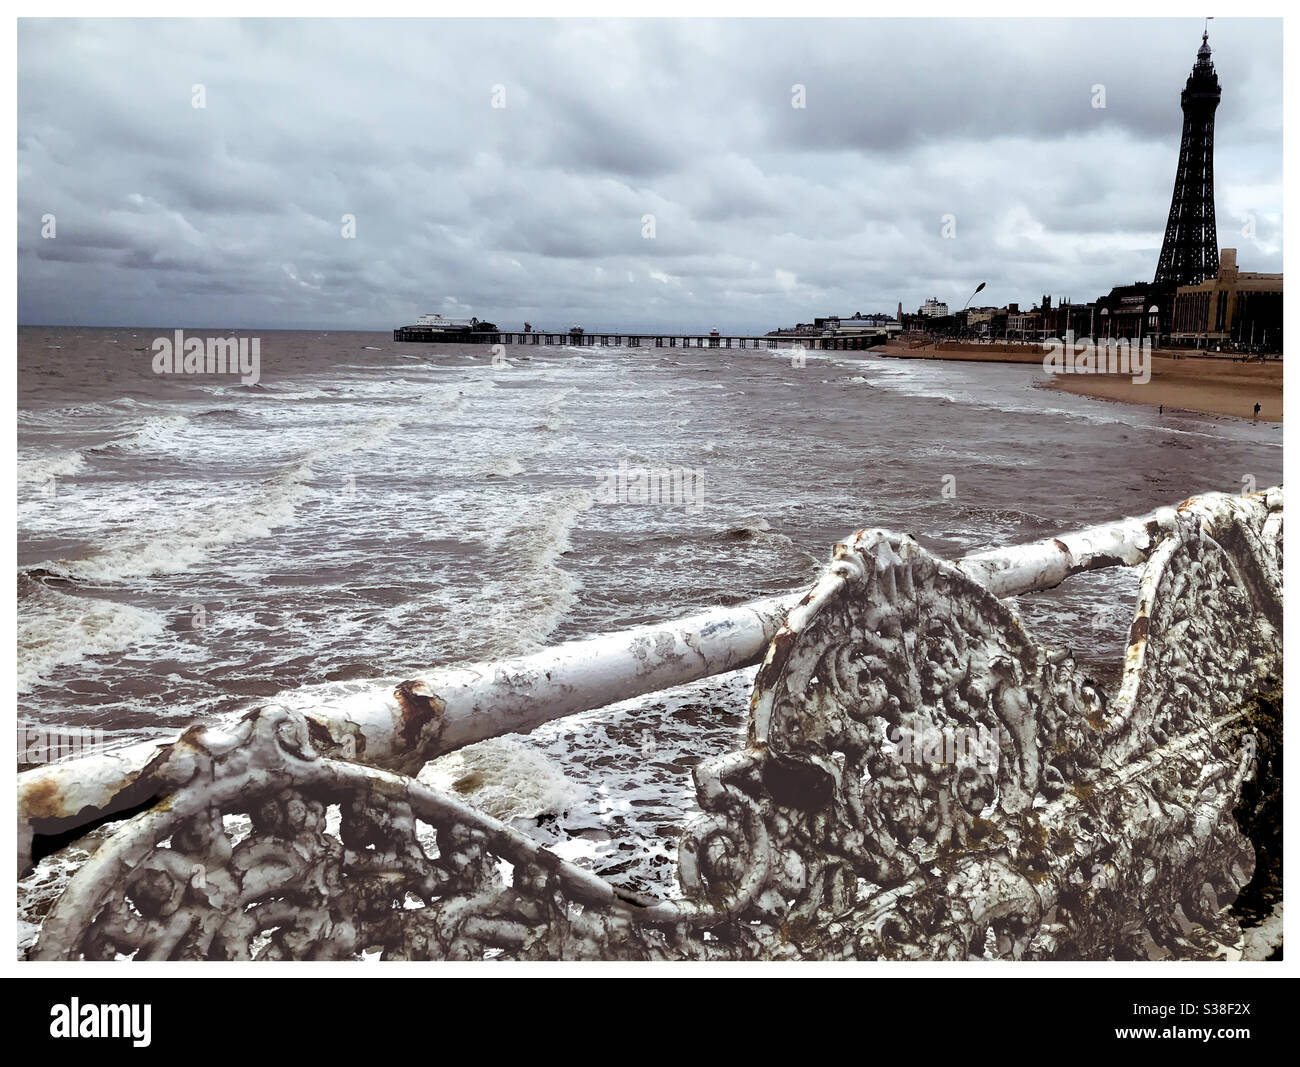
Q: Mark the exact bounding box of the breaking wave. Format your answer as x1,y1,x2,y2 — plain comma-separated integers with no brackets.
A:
16,576,167,693
17,450,86,485
17,414,192,485
419,739,584,824
453,488,594,656
89,414,191,454
34,417,401,584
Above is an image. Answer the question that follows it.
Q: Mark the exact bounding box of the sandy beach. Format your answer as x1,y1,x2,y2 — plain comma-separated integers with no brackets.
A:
1048,354,1282,422
878,342,1283,422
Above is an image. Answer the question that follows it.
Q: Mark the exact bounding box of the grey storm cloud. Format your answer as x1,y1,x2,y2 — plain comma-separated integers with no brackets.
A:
17,16,1282,332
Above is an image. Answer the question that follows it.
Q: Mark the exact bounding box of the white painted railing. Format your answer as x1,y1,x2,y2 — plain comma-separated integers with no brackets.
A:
19,488,1282,961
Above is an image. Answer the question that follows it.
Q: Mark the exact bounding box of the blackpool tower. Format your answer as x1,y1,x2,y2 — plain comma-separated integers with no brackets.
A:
1153,28,1222,289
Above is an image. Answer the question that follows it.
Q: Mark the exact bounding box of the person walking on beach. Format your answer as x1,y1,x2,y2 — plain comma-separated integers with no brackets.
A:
1254,402,1262,419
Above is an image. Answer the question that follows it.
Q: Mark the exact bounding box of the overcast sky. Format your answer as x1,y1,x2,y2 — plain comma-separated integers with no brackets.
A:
17,17,1283,333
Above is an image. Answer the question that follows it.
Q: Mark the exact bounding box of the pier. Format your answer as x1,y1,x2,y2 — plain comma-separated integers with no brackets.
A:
391,327,887,351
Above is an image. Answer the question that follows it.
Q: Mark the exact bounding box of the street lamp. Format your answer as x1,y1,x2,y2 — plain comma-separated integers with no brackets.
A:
959,282,986,340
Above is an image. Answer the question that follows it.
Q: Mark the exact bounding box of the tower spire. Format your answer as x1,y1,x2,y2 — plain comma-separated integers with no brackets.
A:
1153,29,1221,289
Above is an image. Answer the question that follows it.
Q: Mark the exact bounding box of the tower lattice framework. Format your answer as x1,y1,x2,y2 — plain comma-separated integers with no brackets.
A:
1153,30,1221,288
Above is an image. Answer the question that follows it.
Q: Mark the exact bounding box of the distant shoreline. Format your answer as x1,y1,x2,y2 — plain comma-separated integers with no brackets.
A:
872,343,1046,366
874,341,1283,423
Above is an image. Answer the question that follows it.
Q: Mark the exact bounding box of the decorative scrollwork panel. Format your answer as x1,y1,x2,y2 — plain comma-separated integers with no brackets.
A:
31,490,1282,961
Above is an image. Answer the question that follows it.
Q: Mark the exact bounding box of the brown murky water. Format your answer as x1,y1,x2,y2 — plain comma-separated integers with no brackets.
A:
17,325,1283,896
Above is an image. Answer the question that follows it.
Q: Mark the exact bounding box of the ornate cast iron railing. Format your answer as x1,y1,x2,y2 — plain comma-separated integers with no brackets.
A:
19,488,1282,960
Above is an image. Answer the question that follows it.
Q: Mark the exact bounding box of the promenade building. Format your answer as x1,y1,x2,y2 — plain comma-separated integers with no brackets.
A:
1094,284,1160,342
1036,296,1098,338
1169,248,1283,350
1008,310,1040,339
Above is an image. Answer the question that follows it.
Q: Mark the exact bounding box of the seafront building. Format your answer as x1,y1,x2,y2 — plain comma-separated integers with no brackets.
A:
961,306,998,327
767,311,901,337
1169,248,1283,350
1007,309,1037,338
1094,283,1160,342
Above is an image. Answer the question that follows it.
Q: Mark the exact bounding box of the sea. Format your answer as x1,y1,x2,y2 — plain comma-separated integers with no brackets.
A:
16,325,1284,902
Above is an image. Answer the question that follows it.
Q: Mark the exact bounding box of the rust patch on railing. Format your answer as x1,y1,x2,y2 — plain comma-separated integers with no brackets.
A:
20,775,74,824
1128,615,1150,647
394,680,446,748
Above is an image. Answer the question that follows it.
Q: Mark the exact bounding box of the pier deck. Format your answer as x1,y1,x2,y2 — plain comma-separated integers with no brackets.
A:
391,328,886,350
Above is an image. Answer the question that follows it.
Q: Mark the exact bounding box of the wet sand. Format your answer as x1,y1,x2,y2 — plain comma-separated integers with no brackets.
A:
1047,355,1282,423
877,342,1283,422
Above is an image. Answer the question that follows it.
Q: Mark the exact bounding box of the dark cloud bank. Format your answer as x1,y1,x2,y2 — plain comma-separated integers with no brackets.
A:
17,17,1283,333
